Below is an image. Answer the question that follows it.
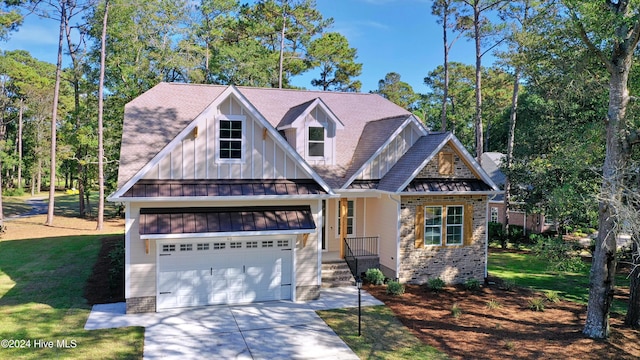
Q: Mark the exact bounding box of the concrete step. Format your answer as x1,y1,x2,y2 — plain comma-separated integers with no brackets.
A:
321,260,355,288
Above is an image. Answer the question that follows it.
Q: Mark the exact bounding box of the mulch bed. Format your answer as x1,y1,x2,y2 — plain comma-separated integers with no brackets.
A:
84,235,125,305
366,280,640,360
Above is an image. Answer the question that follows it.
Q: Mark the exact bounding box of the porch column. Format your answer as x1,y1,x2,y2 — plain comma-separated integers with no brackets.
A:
339,197,347,258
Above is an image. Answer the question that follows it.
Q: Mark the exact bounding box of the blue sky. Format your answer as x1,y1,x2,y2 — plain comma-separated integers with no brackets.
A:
1,0,484,94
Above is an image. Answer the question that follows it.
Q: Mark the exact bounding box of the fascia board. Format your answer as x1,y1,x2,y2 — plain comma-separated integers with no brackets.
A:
141,228,314,240
109,194,336,203
449,135,501,191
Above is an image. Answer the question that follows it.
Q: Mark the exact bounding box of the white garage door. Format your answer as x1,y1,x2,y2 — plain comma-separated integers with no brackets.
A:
156,236,293,310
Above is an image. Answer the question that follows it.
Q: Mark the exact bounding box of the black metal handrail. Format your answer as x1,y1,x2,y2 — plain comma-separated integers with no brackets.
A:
343,236,379,279
345,236,379,257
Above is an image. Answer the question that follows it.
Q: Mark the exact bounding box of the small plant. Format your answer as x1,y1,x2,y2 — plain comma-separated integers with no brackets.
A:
486,298,502,310
451,303,462,318
545,290,560,303
504,341,516,351
464,278,481,291
528,297,546,312
365,268,385,285
427,277,446,292
500,279,516,291
386,280,405,296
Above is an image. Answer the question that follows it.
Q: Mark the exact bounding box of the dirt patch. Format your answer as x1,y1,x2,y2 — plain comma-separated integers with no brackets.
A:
84,235,125,305
366,280,640,359
1,214,124,241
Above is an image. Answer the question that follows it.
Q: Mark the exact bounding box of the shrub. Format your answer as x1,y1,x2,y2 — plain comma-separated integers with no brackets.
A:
531,234,588,272
108,240,125,291
451,303,462,318
464,278,481,291
427,277,446,292
3,187,25,196
545,290,560,303
528,297,546,312
365,268,385,285
486,298,502,310
386,280,405,296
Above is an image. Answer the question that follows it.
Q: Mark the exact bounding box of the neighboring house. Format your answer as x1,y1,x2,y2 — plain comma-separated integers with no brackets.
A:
481,152,554,235
109,83,501,313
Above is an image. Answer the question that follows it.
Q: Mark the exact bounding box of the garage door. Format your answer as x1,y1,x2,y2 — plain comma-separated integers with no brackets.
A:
156,236,293,310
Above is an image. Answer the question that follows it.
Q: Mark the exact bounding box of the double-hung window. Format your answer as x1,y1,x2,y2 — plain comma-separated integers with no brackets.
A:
445,206,464,245
420,205,465,246
218,116,243,160
424,206,442,245
308,126,325,157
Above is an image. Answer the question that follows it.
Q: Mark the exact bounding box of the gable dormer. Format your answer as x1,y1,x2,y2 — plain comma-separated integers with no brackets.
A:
277,98,344,166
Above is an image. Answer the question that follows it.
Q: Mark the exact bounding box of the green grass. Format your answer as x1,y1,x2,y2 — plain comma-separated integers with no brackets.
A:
2,192,120,218
488,251,628,314
0,235,143,359
317,306,448,360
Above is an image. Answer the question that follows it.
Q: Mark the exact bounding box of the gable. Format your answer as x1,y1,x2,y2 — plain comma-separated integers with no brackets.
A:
417,143,479,179
141,93,315,182
351,116,425,182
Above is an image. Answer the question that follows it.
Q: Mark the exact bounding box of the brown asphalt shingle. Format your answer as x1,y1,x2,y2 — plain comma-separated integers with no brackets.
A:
117,83,413,189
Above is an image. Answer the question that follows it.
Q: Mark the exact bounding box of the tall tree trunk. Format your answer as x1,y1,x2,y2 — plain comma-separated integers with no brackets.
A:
473,4,483,164
46,2,66,226
17,98,23,190
584,68,629,339
441,6,449,131
96,0,109,230
503,67,520,247
278,9,286,89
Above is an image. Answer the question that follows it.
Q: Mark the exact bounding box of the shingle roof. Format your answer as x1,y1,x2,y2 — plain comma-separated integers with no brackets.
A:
117,83,412,189
377,133,451,192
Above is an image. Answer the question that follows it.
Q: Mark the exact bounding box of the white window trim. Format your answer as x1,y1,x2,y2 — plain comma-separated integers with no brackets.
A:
424,206,443,246
445,206,464,246
337,200,355,237
307,126,325,158
423,205,465,246
216,114,246,163
490,207,499,223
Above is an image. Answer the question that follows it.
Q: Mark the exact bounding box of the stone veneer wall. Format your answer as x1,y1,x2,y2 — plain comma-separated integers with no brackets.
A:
418,144,476,179
399,195,487,284
126,296,156,313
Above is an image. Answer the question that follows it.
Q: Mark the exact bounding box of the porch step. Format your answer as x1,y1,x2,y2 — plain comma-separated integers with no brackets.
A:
321,261,355,288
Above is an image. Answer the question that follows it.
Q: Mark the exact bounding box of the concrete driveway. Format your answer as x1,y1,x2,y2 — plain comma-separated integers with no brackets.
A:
85,287,383,359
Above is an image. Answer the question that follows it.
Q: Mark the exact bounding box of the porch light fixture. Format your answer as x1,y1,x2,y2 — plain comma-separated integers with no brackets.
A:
355,276,362,336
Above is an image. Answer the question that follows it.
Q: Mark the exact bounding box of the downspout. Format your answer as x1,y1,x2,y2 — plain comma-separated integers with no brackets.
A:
389,194,402,280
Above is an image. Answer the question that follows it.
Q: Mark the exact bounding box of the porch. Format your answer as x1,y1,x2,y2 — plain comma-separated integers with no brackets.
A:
322,236,380,282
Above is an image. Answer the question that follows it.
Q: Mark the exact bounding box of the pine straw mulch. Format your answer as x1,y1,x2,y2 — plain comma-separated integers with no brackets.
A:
365,280,640,360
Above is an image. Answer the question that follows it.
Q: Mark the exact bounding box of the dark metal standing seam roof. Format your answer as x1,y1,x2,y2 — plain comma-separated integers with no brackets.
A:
403,179,493,193
123,179,327,198
139,206,316,235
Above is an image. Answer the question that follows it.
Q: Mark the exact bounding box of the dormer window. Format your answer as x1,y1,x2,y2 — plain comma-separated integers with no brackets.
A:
308,127,324,157
217,115,245,162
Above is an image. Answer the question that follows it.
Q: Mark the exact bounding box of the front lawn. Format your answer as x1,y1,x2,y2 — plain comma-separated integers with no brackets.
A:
488,249,629,314
0,234,143,359
317,305,448,360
